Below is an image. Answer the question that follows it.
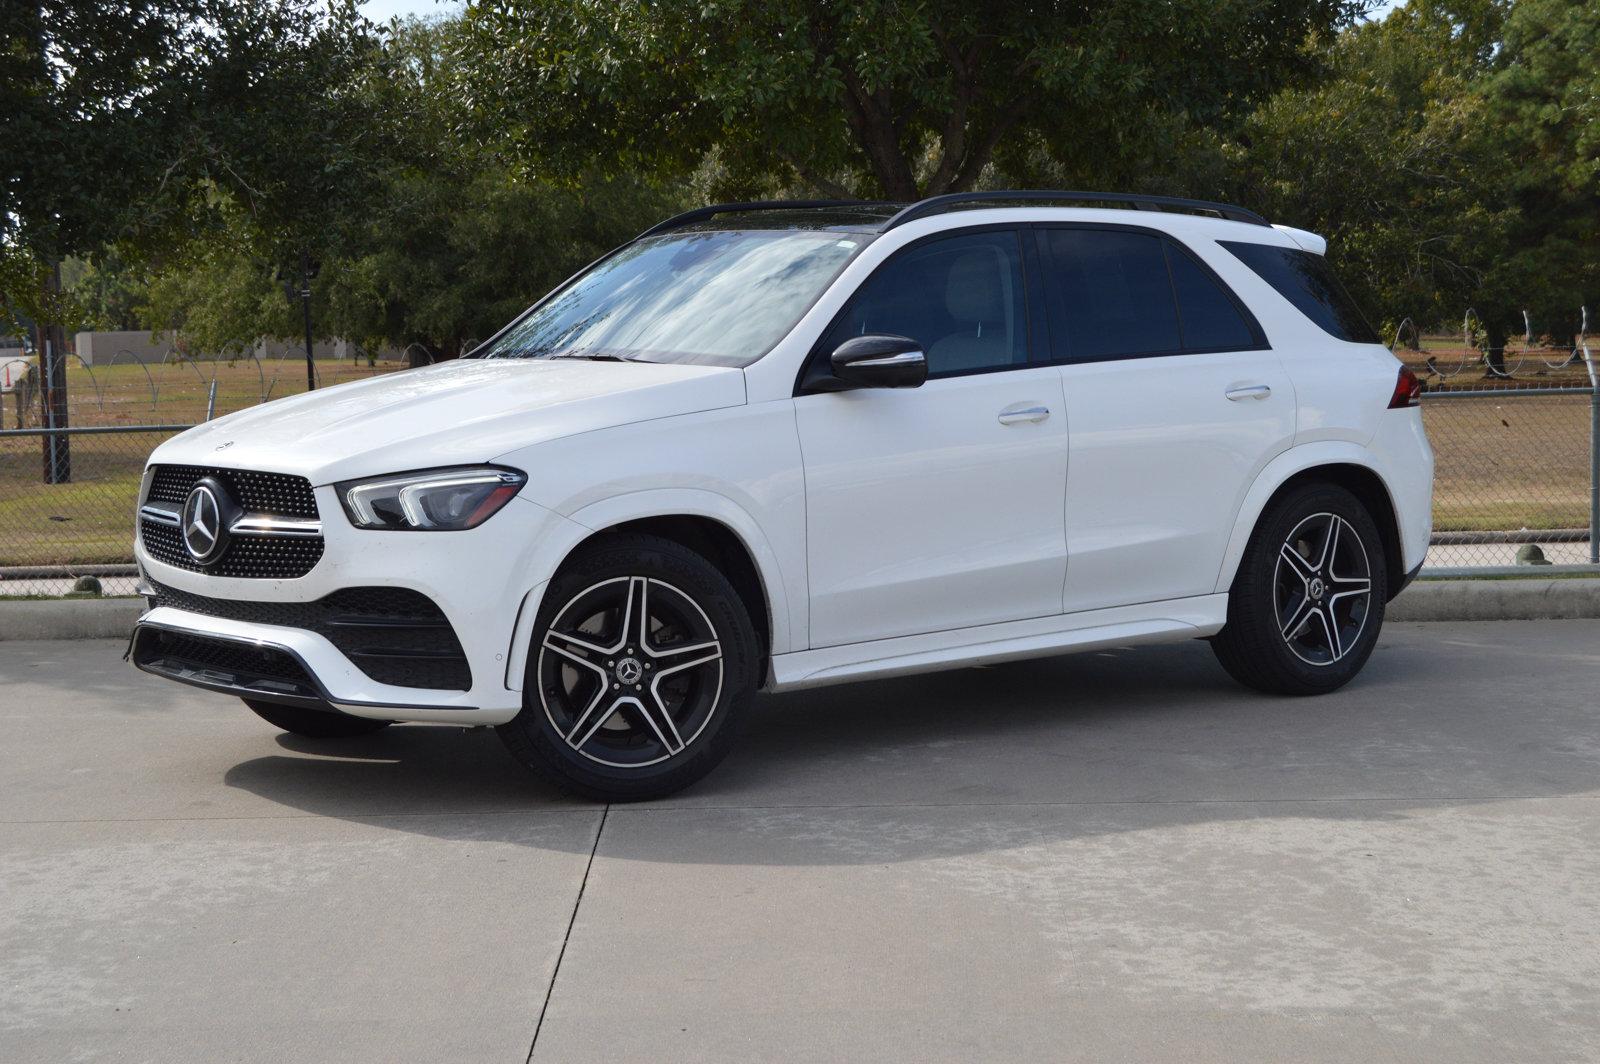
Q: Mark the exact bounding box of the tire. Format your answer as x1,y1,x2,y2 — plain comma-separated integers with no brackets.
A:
1211,482,1389,696
497,532,761,801
242,698,392,738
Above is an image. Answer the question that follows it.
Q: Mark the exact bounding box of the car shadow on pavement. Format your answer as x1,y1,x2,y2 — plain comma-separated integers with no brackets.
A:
218,622,1600,866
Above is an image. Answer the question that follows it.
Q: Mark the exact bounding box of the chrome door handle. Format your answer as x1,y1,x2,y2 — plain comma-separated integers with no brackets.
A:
998,404,1051,425
1225,384,1272,401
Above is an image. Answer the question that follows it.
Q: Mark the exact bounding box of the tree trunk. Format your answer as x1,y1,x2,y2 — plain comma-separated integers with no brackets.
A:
1483,323,1510,380
36,261,70,484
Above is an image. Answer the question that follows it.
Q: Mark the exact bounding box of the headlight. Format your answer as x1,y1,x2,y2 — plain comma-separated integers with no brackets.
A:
337,467,526,530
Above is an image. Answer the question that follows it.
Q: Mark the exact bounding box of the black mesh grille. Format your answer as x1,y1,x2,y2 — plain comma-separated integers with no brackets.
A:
139,520,325,579
148,465,319,518
133,628,322,702
149,580,470,691
141,465,324,579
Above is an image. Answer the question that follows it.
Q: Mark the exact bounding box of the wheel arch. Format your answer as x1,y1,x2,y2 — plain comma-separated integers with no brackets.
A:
504,490,794,696
1217,447,1407,600
595,514,773,660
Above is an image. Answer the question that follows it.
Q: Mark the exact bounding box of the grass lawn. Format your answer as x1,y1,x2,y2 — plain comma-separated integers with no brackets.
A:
1,358,413,567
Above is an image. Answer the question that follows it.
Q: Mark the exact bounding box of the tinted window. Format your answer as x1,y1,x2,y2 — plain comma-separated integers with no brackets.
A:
821,230,1027,377
476,229,866,367
1041,229,1179,359
1221,240,1379,343
1167,244,1258,350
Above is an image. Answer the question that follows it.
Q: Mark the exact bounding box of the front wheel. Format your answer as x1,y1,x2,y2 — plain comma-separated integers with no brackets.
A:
497,533,760,801
1212,483,1388,696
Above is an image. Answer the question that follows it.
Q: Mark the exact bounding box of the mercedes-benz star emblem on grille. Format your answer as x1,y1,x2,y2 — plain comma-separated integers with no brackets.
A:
182,483,227,563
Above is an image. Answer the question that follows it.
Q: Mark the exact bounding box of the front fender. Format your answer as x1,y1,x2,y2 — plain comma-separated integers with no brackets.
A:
500,488,799,693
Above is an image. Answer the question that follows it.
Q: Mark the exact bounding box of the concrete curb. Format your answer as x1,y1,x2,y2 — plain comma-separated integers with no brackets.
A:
1388,578,1600,622
0,598,143,641
1,578,1596,641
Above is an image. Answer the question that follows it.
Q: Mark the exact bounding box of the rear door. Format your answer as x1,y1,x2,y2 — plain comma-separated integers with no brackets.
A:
1036,225,1297,613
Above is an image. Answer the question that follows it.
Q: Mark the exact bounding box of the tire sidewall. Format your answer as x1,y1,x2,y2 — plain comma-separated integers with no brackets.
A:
1235,484,1389,693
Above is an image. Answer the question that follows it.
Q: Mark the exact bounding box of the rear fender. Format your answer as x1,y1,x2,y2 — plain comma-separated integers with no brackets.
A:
1214,443,1400,594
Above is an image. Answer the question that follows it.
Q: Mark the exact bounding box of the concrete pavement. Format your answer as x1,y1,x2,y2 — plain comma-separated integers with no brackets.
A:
3,622,1599,1062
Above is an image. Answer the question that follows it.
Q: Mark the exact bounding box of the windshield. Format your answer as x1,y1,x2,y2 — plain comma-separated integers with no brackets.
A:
473,229,869,367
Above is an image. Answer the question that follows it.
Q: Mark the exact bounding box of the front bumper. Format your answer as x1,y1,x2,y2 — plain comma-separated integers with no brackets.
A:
132,487,585,725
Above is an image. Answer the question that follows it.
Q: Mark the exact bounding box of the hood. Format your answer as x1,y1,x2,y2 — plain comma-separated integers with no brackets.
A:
150,358,747,484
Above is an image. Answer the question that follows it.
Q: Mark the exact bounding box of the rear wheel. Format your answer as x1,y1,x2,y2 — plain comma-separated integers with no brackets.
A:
1212,483,1388,695
497,533,760,801
242,698,392,738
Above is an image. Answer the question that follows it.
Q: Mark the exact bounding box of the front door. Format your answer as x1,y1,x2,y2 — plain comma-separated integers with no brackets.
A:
795,229,1070,648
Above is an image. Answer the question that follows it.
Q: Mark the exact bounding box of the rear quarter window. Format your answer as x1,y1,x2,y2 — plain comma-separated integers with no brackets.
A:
1220,241,1379,344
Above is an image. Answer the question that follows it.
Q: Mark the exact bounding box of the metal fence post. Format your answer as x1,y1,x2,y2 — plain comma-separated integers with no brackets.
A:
1582,341,1600,565
1591,378,1599,565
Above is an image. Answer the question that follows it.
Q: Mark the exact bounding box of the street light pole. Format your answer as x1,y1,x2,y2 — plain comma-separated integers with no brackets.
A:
299,248,316,392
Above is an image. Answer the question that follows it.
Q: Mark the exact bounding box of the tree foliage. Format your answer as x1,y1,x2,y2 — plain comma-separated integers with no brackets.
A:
455,0,1365,200
1,0,380,333
30,0,1597,358
1222,0,1597,341
129,18,682,358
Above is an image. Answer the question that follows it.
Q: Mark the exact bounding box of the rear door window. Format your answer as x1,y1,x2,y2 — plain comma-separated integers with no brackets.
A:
1040,229,1180,360
1167,244,1260,351
1038,228,1265,361
1220,240,1379,343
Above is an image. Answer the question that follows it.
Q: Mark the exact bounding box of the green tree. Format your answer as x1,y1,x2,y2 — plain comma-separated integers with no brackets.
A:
1148,0,1597,365
1220,0,1511,335
455,0,1365,201
2,1,377,322
133,18,683,360
1477,0,1599,343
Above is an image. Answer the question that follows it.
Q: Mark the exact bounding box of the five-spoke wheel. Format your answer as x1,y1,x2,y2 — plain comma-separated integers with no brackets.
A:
498,533,759,801
1274,512,1373,667
1213,483,1388,695
539,575,725,767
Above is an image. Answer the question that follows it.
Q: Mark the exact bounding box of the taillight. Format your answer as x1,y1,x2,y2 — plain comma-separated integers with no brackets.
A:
1388,365,1422,409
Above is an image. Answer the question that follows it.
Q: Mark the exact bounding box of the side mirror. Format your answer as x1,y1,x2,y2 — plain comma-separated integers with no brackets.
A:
824,334,927,390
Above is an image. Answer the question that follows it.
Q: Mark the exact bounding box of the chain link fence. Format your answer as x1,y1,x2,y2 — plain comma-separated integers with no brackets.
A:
1,343,434,598
1420,387,1598,569
1394,322,1598,571
2,337,1597,599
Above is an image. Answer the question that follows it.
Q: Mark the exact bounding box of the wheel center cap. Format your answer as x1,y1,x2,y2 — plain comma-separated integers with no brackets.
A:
615,657,644,685
1308,577,1326,601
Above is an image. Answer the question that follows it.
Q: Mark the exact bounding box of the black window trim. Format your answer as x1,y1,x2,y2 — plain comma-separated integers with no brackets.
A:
1031,221,1271,366
794,223,1048,396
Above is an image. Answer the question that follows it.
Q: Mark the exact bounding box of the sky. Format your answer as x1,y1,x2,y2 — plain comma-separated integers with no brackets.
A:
359,0,461,22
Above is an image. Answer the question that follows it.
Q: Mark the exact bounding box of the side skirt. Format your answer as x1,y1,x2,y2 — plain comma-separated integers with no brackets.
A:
769,594,1228,692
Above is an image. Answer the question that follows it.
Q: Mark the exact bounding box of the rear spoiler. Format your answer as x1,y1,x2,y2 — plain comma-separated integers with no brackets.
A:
1272,224,1327,256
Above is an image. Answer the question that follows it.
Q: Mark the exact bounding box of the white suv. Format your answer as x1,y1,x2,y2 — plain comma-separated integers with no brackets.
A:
130,192,1433,800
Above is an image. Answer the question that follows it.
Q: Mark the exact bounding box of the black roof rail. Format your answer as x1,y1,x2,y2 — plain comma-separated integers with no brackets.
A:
882,190,1270,230
635,199,892,239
